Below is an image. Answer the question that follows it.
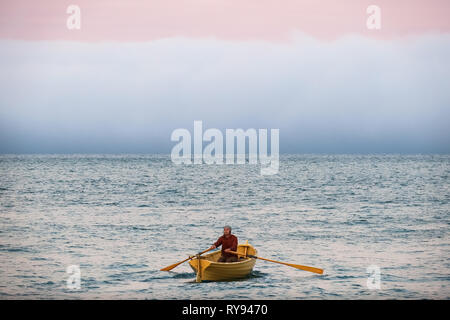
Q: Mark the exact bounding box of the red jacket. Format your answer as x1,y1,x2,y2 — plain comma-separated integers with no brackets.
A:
214,235,238,257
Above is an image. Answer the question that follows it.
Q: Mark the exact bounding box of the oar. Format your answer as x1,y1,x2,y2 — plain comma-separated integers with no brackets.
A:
229,251,323,274
160,247,213,271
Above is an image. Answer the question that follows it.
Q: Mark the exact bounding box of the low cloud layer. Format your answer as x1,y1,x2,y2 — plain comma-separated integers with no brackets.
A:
0,34,449,153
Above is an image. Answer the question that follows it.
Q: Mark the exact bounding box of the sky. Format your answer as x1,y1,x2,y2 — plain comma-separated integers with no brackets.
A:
0,0,449,153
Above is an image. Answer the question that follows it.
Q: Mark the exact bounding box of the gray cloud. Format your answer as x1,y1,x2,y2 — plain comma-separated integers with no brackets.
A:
0,34,449,153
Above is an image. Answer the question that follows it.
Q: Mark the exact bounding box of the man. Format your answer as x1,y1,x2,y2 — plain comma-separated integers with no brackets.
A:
209,225,238,262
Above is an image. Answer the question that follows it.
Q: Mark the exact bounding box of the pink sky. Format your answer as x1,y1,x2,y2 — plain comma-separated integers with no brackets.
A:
0,0,449,42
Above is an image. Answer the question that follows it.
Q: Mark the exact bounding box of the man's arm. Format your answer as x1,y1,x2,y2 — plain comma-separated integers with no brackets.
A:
231,236,238,251
209,237,223,250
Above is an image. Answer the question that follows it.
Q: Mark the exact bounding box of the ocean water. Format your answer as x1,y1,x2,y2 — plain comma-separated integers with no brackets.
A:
0,154,448,299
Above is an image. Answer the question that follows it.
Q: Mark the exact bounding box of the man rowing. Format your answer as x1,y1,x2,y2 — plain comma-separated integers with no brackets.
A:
209,225,238,262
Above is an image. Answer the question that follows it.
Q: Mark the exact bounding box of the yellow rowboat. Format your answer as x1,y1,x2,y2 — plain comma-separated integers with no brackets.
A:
189,242,257,282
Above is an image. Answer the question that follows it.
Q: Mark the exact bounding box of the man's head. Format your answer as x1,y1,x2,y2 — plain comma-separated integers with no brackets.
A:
223,225,232,236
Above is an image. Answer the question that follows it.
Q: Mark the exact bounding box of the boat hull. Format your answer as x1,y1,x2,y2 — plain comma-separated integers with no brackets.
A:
189,243,257,282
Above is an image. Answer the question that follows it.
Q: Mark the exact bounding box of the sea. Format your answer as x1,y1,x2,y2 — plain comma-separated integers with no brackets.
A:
0,154,448,299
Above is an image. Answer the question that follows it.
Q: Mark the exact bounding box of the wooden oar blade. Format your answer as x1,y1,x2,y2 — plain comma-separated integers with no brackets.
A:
288,263,323,274
160,248,213,272
160,265,176,271
160,262,181,271
160,258,189,271
229,251,324,275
